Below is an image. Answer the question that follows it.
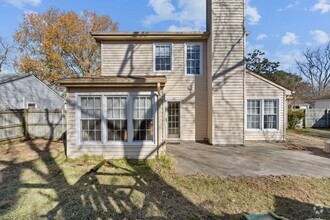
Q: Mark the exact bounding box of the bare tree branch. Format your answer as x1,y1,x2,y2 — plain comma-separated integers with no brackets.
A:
296,43,330,98
0,37,13,73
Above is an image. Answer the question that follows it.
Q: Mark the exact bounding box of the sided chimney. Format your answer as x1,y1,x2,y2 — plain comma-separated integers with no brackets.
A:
206,0,246,145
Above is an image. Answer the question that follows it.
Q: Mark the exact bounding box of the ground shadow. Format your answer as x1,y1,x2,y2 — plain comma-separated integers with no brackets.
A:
274,196,330,220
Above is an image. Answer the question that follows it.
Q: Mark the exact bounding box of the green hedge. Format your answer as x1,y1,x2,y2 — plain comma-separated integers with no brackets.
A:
288,110,305,129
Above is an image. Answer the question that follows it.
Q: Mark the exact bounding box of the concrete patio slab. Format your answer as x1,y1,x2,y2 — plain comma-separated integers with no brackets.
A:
167,140,330,177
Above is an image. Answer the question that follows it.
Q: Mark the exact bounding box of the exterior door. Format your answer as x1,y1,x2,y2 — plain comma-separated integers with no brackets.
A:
167,101,180,139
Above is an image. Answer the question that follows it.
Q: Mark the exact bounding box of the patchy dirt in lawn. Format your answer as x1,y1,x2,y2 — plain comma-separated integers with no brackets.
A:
285,142,308,151
0,139,330,220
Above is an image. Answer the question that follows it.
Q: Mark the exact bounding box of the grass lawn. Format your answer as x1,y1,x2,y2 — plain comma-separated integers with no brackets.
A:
288,128,330,142
0,139,329,220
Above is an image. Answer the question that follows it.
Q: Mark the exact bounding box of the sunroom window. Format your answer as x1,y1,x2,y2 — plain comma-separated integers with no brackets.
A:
107,97,128,142
79,94,155,144
81,97,102,142
133,96,154,141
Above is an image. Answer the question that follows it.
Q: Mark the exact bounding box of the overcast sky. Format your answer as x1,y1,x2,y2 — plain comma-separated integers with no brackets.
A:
0,0,329,72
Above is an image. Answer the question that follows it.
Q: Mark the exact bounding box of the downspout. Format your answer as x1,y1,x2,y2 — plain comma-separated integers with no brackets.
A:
157,82,161,157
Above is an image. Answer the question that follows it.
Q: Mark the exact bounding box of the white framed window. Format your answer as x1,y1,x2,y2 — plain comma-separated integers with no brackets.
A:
247,100,261,129
185,43,203,76
264,100,278,129
78,93,156,145
133,96,154,141
153,43,172,72
81,97,102,142
107,96,128,142
246,99,279,130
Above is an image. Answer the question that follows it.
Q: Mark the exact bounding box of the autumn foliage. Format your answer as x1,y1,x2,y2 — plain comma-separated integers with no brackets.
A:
14,8,117,85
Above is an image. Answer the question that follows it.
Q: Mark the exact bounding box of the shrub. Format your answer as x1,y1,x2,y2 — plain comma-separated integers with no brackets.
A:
288,109,305,129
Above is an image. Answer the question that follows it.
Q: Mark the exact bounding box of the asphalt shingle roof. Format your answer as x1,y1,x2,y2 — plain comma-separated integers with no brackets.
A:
0,74,31,85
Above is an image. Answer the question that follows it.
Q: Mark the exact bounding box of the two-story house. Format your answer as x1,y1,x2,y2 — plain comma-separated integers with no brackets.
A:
60,0,291,159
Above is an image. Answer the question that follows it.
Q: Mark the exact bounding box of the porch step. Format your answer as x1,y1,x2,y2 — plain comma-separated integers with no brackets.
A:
166,140,182,144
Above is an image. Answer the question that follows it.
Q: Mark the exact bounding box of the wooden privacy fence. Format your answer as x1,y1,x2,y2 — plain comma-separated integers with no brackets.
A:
0,110,66,142
300,109,330,128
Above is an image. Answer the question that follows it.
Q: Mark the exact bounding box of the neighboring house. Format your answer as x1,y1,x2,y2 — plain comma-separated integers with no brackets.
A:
0,74,65,110
60,0,292,159
314,95,330,109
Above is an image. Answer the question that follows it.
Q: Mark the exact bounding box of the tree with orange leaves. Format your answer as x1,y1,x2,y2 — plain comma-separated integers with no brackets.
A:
14,8,117,86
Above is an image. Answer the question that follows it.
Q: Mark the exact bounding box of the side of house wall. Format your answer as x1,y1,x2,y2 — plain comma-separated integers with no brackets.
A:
245,73,286,141
101,41,208,141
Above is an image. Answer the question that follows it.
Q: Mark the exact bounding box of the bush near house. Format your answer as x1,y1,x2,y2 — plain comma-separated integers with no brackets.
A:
288,109,305,129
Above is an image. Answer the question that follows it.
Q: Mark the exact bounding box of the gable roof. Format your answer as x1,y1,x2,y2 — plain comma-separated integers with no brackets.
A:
91,32,210,42
0,73,64,101
246,70,292,95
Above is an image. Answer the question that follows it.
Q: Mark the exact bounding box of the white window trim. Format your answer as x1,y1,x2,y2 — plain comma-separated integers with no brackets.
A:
153,43,173,73
245,98,280,131
75,92,158,147
165,100,182,141
77,95,103,145
184,42,203,76
106,96,129,143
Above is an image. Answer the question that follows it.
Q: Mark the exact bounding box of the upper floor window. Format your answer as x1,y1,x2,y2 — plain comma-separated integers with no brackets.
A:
154,43,172,72
185,43,203,75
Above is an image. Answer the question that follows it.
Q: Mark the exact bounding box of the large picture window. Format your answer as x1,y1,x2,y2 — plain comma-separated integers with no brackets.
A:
79,94,155,144
185,43,202,75
107,97,128,142
247,99,279,130
154,44,172,72
81,97,102,142
133,96,154,141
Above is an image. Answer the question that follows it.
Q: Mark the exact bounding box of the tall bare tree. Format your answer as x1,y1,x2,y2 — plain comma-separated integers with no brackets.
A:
296,43,330,98
0,37,13,73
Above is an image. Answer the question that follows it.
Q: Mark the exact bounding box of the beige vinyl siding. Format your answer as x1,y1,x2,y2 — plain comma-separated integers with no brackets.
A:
66,92,77,149
101,41,208,141
208,0,245,145
65,87,164,159
245,73,286,141
68,146,158,159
